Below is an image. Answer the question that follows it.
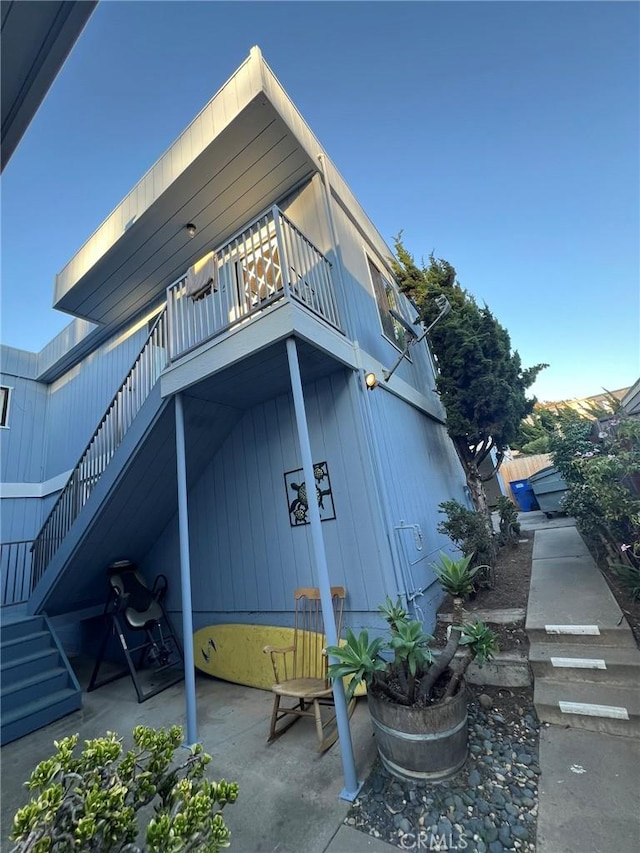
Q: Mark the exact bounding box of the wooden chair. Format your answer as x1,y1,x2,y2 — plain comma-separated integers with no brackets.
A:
264,587,355,753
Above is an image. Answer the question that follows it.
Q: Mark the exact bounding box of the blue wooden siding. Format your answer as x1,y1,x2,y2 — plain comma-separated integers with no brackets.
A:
0,498,44,542
43,324,149,478
368,388,468,629
141,370,393,627
280,178,444,416
0,372,48,483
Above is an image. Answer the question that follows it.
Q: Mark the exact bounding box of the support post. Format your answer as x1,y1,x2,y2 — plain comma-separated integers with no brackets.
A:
174,392,198,745
285,337,362,801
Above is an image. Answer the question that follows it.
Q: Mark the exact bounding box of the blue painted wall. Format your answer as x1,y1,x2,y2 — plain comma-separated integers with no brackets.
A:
280,177,444,416
141,369,393,630
1,317,151,552
1,348,48,483
43,323,149,478
367,388,468,631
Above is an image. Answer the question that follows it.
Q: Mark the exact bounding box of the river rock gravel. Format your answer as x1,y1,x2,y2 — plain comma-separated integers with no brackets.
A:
345,687,540,852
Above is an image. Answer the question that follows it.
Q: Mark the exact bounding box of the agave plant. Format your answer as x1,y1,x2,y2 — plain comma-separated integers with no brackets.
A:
327,554,498,708
327,628,387,700
432,552,478,598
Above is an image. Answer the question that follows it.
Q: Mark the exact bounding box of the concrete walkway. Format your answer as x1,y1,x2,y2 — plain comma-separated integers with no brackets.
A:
525,512,640,853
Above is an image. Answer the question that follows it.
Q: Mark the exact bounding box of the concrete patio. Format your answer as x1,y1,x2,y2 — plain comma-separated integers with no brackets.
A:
3,512,639,853
0,658,391,853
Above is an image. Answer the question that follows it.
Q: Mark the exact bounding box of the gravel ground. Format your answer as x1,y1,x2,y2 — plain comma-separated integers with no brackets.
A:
346,688,540,852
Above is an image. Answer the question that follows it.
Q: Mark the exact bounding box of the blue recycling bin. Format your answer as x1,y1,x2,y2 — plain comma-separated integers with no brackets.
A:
509,479,539,512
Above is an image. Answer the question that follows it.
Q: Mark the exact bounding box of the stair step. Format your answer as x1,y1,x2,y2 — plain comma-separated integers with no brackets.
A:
1,648,60,684
527,554,630,644
534,678,640,737
438,607,526,625
0,615,44,643
1,668,70,713
1,687,82,746
525,619,637,648
529,642,640,684
1,630,52,662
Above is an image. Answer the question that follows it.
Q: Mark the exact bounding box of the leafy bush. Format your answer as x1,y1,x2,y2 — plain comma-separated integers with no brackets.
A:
549,414,640,560
10,726,238,853
437,499,495,587
519,436,551,455
496,496,520,546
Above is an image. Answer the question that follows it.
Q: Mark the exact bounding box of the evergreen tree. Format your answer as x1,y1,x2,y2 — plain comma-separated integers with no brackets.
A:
390,239,546,517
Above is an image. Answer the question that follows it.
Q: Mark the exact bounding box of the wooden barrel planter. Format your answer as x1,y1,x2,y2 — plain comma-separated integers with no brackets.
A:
367,684,468,782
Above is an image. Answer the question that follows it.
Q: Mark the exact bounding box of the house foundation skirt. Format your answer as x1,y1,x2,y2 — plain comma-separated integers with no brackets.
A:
367,686,468,781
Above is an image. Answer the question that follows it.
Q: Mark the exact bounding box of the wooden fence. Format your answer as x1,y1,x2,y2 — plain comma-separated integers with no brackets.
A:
499,453,552,503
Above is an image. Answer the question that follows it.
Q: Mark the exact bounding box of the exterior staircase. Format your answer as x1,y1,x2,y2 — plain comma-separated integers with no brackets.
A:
526,524,640,738
1,615,81,745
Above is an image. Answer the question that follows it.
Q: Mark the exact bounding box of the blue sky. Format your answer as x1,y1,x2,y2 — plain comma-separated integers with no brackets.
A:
1,0,638,402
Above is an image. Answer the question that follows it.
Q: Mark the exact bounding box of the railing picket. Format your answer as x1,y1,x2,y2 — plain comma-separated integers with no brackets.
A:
30,309,169,591
155,207,341,355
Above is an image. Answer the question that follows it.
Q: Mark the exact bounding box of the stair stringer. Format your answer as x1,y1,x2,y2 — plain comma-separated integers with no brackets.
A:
28,385,170,616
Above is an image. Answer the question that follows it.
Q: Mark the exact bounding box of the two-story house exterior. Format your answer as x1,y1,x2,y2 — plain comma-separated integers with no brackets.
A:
0,48,468,763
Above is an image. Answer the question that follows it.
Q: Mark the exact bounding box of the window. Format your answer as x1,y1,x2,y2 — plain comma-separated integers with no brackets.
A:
0,386,11,427
367,258,406,349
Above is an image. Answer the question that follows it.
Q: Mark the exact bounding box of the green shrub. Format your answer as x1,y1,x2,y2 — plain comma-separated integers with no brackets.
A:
549,414,640,561
611,562,640,601
10,725,238,853
437,499,495,587
496,495,520,546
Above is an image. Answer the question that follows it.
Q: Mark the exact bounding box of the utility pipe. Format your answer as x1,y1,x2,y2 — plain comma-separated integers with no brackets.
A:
174,392,198,745
285,337,361,802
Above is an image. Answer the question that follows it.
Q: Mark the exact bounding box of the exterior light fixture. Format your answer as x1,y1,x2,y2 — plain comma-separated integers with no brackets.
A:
186,223,197,238
364,372,378,390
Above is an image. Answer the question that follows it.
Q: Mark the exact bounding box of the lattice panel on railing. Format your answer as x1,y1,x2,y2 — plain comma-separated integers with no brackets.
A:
167,207,340,362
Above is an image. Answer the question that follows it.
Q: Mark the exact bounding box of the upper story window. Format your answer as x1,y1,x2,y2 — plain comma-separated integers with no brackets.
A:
367,257,406,349
0,386,11,427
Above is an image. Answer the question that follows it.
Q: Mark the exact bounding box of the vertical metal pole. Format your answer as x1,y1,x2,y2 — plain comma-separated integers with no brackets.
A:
285,337,362,802
174,392,198,745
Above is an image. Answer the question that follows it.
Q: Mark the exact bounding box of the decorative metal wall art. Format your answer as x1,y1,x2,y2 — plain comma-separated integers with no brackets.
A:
284,461,335,526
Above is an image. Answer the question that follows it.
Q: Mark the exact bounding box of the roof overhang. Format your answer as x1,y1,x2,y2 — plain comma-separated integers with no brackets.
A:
1,0,97,171
53,47,321,330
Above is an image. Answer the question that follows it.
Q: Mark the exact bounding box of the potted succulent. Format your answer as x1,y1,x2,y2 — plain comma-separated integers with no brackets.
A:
327,553,497,781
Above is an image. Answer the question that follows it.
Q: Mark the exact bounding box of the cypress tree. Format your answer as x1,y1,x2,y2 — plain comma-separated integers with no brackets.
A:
391,238,547,518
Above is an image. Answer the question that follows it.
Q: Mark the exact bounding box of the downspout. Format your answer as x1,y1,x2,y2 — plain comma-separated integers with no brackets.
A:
174,393,198,745
317,153,406,606
285,337,361,802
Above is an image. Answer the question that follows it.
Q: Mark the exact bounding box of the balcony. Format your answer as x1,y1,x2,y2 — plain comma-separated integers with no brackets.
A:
166,206,341,363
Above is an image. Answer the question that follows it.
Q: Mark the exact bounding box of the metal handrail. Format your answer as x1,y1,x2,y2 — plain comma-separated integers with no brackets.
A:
1,540,34,606
31,310,168,590
167,206,340,361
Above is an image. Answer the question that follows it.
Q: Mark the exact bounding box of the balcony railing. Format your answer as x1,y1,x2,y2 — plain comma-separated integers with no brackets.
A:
167,206,341,361
31,311,168,590
1,540,33,606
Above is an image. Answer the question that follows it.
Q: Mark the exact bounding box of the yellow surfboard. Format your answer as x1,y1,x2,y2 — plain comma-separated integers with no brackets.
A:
193,623,365,696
